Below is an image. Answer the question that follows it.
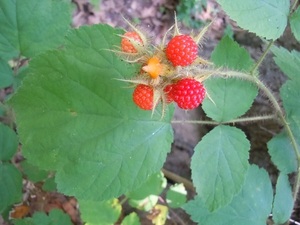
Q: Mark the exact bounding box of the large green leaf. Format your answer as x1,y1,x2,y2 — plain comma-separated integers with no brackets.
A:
0,0,71,60
9,24,174,201
191,125,250,211
267,131,298,174
217,0,290,40
0,163,22,213
290,7,300,42
0,123,18,161
184,165,273,225
272,173,294,224
202,36,257,122
79,199,121,225
272,46,300,82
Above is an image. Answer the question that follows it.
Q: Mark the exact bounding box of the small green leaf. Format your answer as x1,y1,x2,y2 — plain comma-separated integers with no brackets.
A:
217,0,290,40
79,199,122,225
281,80,300,116
0,0,71,60
13,65,29,91
42,176,57,192
166,183,187,208
280,80,300,151
267,131,298,174
290,7,300,42
32,209,72,225
0,123,18,161
0,163,22,213
128,195,159,212
121,212,141,225
272,46,300,82
191,125,250,211
272,173,294,224
126,171,166,200
21,160,48,183
13,218,34,225
9,24,174,201
184,165,273,225
211,36,254,71
0,58,13,89
203,36,257,122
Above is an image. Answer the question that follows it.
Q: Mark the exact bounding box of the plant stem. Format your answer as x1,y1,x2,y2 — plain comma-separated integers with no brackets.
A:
215,69,300,200
291,0,299,13
161,168,195,192
172,120,219,125
250,40,274,75
172,115,276,125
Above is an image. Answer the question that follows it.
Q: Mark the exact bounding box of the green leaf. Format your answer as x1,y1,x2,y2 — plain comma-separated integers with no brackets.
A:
9,24,174,201
281,80,300,143
126,171,167,200
166,183,187,208
267,131,298,174
121,212,141,225
290,7,300,42
21,160,49,183
216,0,290,40
0,163,22,213
191,125,250,211
0,58,13,89
184,165,273,225
272,173,294,224
42,176,57,192
79,199,121,225
202,36,257,122
211,36,254,71
128,195,159,212
32,209,72,225
0,123,18,161
13,218,34,225
272,46,300,82
13,65,29,91
281,80,300,118
0,0,71,60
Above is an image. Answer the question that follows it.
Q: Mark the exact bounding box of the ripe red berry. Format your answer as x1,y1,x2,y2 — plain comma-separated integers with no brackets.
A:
172,78,206,110
163,84,175,103
165,35,198,67
121,31,143,53
132,84,153,110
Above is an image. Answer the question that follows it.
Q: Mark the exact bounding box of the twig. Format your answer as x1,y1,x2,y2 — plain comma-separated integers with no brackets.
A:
161,168,195,192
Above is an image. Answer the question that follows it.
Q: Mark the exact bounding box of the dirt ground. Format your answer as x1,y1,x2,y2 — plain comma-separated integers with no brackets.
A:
3,0,300,224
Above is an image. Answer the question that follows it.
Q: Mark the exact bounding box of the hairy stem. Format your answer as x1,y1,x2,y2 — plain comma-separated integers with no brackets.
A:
250,40,274,75
172,114,276,125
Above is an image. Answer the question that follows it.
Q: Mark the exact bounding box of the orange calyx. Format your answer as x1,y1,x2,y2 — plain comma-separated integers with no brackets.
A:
142,56,164,79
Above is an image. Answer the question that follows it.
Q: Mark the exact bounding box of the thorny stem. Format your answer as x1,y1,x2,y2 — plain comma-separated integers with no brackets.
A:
172,114,276,125
250,40,274,75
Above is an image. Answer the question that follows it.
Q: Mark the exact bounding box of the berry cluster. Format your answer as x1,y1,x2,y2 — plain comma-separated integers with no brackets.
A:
116,18,213,115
